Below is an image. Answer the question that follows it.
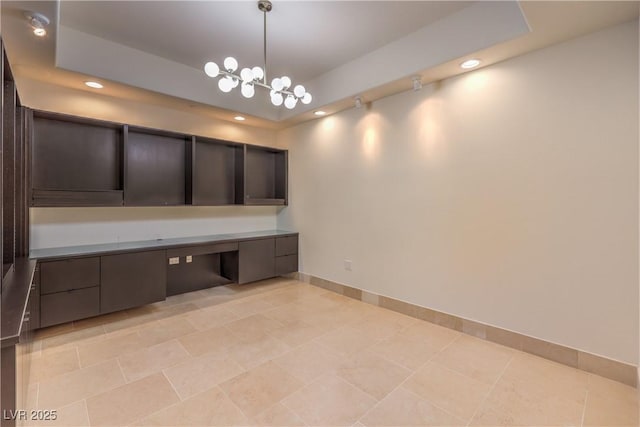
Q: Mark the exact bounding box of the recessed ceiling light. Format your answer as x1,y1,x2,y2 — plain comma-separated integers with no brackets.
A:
314,111,326,116
460,59,481,69
24,12,49,38
84,81,104,89
234,116,246,121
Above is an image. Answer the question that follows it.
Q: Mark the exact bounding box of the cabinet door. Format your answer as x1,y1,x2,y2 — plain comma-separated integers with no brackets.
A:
100,250,166,314
238,238,275,284
125,131,186,206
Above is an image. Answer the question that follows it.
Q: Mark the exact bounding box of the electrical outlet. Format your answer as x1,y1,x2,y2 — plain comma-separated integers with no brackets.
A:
344,259,352,271
169,257,180,265
186,255,193,263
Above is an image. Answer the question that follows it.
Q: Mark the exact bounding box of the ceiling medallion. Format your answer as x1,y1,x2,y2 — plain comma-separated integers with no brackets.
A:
203,0,312,109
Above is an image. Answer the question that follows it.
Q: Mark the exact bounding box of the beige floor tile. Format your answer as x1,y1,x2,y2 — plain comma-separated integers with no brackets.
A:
34,323,75,340
399,321,460,351
220,361,304,417
86,373,179,426
38,359,126,409
266,319,330,347
151,302,200,321
314,326,380,357
360,387,465,426
163,351,245,400
282,374,377,426
224,296,276,316
251,402,307,427
224,314,285,341
227,333,291,369
73,310,131,330
403,361,492,422
177,325,240,357
370,332,440,371
39,326,106,353
140,386,248,426
583,374,639,426
29,347,80,384
431,335,513,385
336,351,412,400
500,352,588,404
118,340,191,382
273,342,344,384
470,378,586,426
183,306,239,331
135,317,197,347
77,332,145,367
101,311,157,334
23,399,90,427
263,303,320,325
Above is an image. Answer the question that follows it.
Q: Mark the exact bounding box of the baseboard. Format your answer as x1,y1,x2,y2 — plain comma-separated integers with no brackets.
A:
292,272,638,388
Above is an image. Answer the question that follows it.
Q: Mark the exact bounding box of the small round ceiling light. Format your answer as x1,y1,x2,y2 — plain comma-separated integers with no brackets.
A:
234,116,246,121
314,111,327,116
460,59,481,69
84,81,104,89
24,12,50,37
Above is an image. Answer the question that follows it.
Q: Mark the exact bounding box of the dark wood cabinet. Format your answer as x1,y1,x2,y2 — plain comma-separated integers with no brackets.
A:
40,287,100,328
100,250,167,314
244,145,287,205
40,257,100,294
125,130,188,206
27,111,288,208
30,112,124,207
238,238,275,284
191,137,244,205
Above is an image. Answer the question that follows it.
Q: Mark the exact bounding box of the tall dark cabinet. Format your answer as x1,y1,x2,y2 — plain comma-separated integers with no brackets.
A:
1,40,37,427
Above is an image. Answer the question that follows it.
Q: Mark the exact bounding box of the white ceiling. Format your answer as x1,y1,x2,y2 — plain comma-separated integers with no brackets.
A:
59,1,473,82
1,1,638,128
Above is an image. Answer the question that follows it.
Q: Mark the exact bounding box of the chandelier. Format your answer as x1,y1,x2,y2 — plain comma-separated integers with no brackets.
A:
203,0,312,109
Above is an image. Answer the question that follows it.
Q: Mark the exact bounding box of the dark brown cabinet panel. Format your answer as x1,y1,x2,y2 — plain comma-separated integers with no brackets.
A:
125,130,187,206
100,250,167,314
238,238,275,284
276,236,298,257
32,117,122,191
244,146,287,205
40,287,100,328
275,254,298,276
192,138,244,205
40,257,99,294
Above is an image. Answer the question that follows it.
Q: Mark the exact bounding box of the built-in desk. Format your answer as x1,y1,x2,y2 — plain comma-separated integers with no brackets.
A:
1,258,38,427
29,230,298,329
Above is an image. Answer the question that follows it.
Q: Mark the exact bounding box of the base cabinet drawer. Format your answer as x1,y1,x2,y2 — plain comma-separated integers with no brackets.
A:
40,287,100,328
41,257,100,294
275,255,298,275
275,236,298,256
238,238,275,284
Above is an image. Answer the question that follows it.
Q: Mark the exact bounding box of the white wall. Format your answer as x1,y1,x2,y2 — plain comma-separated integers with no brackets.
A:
278,21,639,365
21,81,281,249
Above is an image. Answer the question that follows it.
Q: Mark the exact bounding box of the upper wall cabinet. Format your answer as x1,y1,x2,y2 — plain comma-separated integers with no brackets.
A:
30,112,124,207
124,128,188,206
244,145,287,205
28,111,288,207
191,137,244,206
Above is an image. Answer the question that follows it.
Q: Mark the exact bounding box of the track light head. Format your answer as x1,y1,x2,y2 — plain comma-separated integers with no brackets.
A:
355,96,363,109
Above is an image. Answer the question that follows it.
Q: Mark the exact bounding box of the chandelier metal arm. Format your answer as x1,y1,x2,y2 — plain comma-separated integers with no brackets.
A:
203,0,312,109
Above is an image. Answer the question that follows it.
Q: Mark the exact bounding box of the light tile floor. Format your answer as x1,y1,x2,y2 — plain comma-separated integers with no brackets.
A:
21,278,639,426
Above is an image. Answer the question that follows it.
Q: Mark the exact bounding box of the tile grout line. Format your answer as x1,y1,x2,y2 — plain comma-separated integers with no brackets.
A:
82,399,90,427
465,354,514,427
580,389,589,427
